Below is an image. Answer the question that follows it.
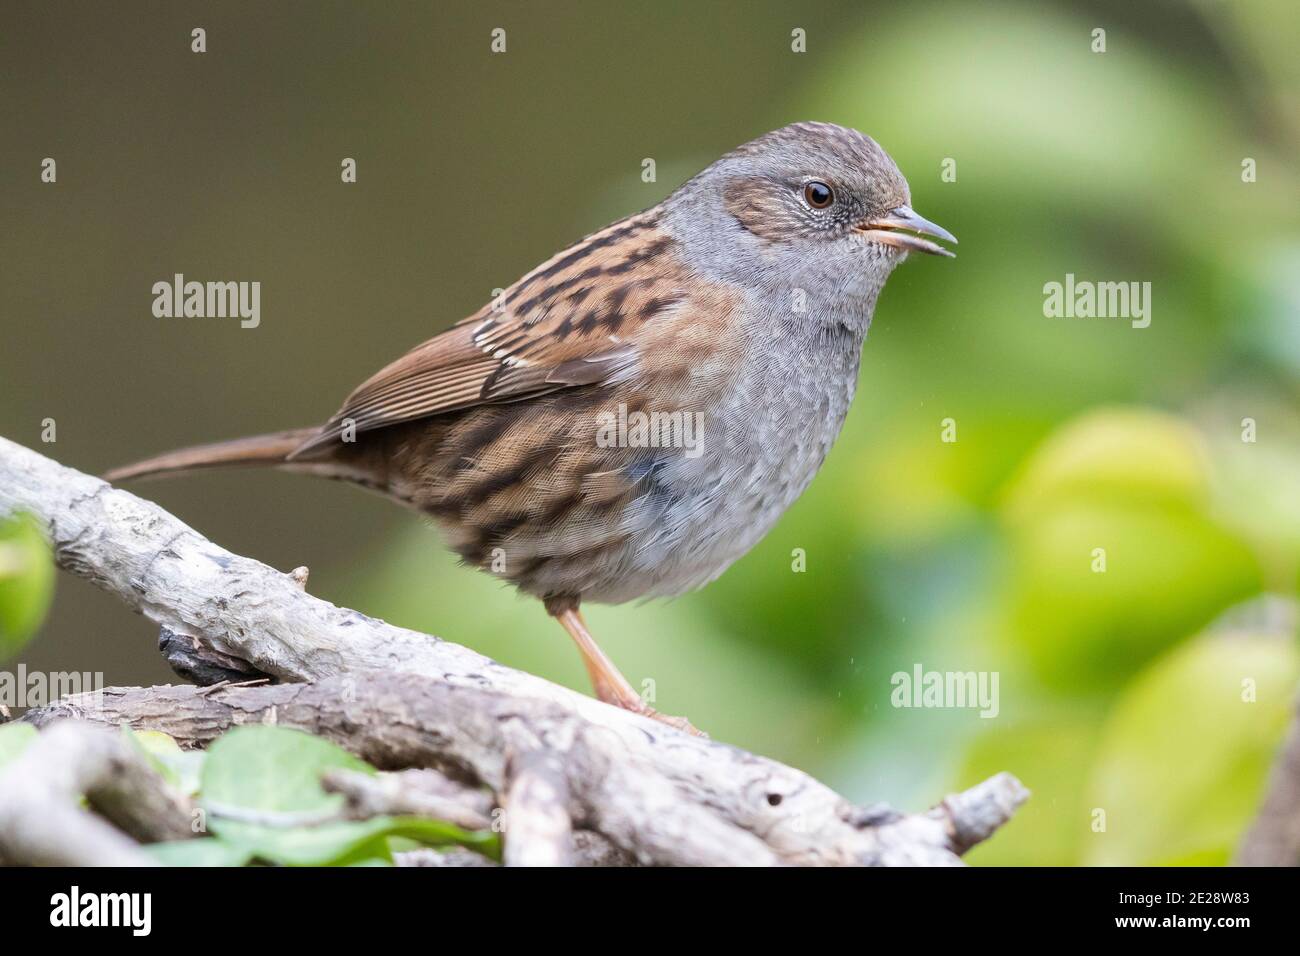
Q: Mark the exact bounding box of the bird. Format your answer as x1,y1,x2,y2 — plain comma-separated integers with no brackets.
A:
106,122,955,735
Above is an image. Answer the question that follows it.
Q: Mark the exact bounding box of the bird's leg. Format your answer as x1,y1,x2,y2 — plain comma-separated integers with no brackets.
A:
548,603,705,737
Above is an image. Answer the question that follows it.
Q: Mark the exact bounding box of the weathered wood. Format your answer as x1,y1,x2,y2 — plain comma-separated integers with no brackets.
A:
1,436,1028,865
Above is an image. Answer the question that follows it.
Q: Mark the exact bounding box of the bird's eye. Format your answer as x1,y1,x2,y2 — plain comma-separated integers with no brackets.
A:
803,181,834,209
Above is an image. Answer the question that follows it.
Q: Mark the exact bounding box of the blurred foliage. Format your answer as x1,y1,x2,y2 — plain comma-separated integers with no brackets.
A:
1002,409,1263,690
1,723,497,866
147,725,498,866
1083,628,1299,866
2,0,1297,865
0,723,37,770
0,513,54,662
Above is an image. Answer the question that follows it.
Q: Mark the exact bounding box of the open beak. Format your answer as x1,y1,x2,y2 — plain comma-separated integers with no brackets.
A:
856,206,957,257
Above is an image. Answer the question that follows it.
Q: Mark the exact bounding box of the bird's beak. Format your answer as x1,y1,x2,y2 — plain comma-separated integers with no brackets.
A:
856,206,957,257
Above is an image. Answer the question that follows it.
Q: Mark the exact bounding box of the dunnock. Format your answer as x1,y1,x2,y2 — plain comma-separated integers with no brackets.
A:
108,122,955,735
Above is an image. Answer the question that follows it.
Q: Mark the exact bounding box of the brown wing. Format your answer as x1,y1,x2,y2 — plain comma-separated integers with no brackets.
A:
291,209,691,459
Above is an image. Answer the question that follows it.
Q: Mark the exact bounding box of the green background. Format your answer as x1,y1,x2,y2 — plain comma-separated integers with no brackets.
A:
2,0,1298,865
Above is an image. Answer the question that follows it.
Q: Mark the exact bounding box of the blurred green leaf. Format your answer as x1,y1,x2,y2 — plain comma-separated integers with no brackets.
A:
0,513,54,661
1202,402,1300,591
0,722,37,771
1082,627,1299,865
126,728,205,797
380,816,499,859
211,813,497,867
213,816,396,867
1004,408,1211,517
200,725,383,865
1001,409,1262,688
197,725,497,865
201,725,374,808
146,838,252,868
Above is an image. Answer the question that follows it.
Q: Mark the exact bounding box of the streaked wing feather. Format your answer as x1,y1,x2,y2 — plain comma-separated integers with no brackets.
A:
291,210,682,458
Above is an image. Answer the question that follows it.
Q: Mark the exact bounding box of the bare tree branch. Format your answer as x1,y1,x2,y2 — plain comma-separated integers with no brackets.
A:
501,747,573,867
395,848,497,867
26,679,1027,866
0,435,1028,866
323,768,495,832
322,769,633,865
1237,698,1300,866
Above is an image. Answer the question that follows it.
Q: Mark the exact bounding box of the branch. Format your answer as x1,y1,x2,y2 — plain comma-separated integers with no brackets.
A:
501,748,574,867
322,768,495,832
0,720,192,866
27,679,1026,866
322,769,631,865
0,435,1028,865
1237,697,1300,866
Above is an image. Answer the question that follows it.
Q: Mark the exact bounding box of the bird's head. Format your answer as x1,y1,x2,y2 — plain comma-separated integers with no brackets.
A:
665,122,955,315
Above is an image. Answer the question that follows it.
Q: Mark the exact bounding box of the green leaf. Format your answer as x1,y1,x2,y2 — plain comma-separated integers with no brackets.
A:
197,725,498,865
219,815,499,866
211,817,396,866
1001,409,1262,689
198,725,376,864
1082,628,1300,865
0,513,55,661
125,728,205,796
200,724,375,814
146,838,253,868
1003,408,1211,518
385,816,501,860
0,723,37,771
1007,502,1261,688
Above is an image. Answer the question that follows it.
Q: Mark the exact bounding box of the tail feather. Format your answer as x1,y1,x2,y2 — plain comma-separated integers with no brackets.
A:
104,427,321,483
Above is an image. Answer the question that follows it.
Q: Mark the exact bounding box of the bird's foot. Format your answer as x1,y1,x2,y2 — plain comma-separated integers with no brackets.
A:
631,701,708,738
549,604,709,737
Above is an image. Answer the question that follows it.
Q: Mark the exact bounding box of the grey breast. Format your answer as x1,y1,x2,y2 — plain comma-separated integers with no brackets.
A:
593,296,870,604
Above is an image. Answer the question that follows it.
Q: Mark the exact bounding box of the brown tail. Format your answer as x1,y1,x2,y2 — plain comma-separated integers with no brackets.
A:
103,427,321,482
